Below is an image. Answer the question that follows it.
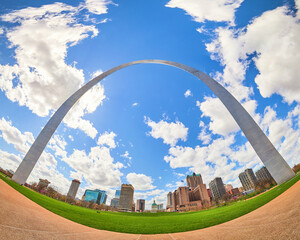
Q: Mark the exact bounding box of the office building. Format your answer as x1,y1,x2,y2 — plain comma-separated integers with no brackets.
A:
239,169,258,191
83,189,107,204
136,199,145,212
209,177,226,200
115,190,121,198
110,198,119,208
166,192,173,210
157,203,164,210
187,172,204,188
255,166,274,184
167,173,211,212
67,179,80,200
225,184,233,193
118,184,134,211
229,187,240,196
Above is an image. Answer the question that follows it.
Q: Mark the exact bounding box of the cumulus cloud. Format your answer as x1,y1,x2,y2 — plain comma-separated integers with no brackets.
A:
196,97,258,136
0,118,71,194
63,146,124,190
166,0,244,25
0,117,34,154
206,5,300,104
126,173,156,190
144,117,188,146
97,131,117,148
184,89,192,98
164,104,300,186
0,2,108,139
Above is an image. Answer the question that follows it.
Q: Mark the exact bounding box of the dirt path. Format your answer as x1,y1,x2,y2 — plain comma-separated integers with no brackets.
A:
0,179,299,240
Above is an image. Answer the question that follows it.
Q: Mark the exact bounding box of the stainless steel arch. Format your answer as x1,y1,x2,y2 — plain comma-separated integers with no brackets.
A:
12,60,295,185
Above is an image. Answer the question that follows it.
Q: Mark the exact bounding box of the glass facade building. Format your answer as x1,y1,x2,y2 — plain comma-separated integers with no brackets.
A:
84,189,107,204
115,190,121,199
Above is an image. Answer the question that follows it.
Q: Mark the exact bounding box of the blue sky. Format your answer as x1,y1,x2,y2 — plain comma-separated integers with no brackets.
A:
0,0,299,209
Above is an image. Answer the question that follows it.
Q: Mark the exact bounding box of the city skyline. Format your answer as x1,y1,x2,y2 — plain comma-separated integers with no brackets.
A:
0,0,300,210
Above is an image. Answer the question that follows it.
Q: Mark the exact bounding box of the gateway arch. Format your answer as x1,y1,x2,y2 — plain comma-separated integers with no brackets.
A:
12,60,295,185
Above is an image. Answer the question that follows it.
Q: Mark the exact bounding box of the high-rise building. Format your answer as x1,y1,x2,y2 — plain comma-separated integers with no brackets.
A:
83,189,107,204
166,192,173,209
115,190,121,198
136,199,145,212
255,166,274,184
224,184,233,193
239,169,258,191
118,184,134,211
67,179,80,200
186,172,203,188
157,203,164,210
209,177,226,200
110,198,119,208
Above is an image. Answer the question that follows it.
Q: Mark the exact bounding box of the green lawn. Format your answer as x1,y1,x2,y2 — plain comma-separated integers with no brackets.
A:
1,173,299,234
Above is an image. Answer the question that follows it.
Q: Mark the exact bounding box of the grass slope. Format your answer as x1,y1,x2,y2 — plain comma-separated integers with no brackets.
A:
1,173,299,234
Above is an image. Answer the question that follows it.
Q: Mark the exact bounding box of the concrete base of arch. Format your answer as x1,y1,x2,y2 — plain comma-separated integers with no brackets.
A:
1,178,299,240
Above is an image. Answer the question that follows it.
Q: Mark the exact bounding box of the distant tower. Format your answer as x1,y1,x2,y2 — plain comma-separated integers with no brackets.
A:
209,177,226,200
37,179,50,191
136,199,145,212
118,184,134,211
151,200,158,212
67,179,80,200
186,172,204,188
167,192,173,209
239,168,258,191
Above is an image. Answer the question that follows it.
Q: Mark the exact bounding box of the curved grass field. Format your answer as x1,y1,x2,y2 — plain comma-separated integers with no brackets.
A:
1,173,299,234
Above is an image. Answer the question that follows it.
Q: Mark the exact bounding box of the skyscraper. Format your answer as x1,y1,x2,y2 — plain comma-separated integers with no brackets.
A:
67,179,80,200
186,172,204,188
167,192,173,209
118,184,134,211
115,190,121,198
239,168,258,191
255,166,274,184
136,199,145,212
209,177,226,200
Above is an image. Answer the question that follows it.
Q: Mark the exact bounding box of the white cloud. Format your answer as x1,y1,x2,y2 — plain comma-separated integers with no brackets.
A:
85,0,114,15
132,102,138,107
0,117,34,154
97,131,117,148
126,173,156,191
120,150,132,160
184,89,192,98
205,5,300,104
0,2,108,139
144,117,188,146
0,118,71,194
241,6,300,104
198,121,212,145
91,69,103,79
63,146,124,191
166,0,244,25
164,104,300,186
196,97,258,136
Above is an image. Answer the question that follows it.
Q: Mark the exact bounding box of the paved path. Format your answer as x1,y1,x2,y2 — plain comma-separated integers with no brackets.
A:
0,178,299,240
